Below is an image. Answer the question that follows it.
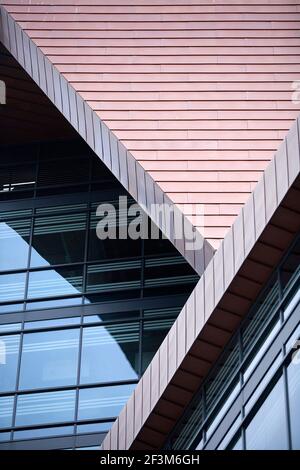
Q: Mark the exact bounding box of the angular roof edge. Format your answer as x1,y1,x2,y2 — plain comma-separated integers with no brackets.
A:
102,116,300,449
0,4,214,276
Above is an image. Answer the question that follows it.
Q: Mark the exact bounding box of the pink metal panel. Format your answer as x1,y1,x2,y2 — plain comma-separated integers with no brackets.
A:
2,0,300,248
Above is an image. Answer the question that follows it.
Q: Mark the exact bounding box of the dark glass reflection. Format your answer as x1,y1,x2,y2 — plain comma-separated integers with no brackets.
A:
86,261,142,299
30,212,86,267
142,317,174,372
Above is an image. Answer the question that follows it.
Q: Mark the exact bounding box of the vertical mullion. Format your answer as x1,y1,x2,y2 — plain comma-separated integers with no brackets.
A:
283,362,292,450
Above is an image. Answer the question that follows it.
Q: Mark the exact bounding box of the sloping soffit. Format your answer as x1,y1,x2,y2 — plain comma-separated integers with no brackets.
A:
1,0,300,250
0,4,214,276
102,115,300,450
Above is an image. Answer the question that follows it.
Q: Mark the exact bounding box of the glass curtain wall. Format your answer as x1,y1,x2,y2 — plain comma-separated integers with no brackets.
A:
0,140,199,448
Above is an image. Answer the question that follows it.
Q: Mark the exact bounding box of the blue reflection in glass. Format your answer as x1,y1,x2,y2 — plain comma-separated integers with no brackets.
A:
26,297,82,311
13,425,74,440
0,303,24,314
0,396,14,428
16,390,76,427
80,324,139,384
0,334,20,392
245,377,288,450
19,329,80,390
28,267,82,299
0,220,31,271
78,384,136,421
0,273,26,302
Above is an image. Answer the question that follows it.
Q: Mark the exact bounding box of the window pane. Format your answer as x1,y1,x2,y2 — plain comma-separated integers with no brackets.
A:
86,261,141,300
0,218,31,271
0,303,24,314
280,239,300,292
78,384,135,421
287,360,300,449
0,273,26,302
28,266,83,299
0,334,20,392
30,213,86,267
76,422,113,435
89,211,141,261
0,396,14,428
80,323,139,384
19,329,80,390
142,317,174,372
26,297,82,311
15,390,76,427
144,256,198,296
245,377,288,450
13,425,74,440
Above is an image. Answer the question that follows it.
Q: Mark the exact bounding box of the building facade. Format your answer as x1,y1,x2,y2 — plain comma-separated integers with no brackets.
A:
0,0,299,451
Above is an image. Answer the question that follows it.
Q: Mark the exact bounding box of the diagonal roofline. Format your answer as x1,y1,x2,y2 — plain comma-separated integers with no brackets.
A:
101,115,300,449
0,4,214,276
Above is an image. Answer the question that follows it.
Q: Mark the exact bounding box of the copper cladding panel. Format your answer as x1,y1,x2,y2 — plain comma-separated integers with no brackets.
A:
1,0,300,248
102,116,300,449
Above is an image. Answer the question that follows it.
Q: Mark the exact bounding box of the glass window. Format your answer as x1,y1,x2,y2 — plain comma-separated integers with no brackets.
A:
15,389,76,427
88,211,141,262
24,316,80,330
0,396,14,428
86,261,141,300
76,422,113,435
80,323,139,385
30,213,87,267
245,377,288,450
28,266,83,299
280,239,300,292
144,256,198,296
0,302,24,314
0,334,20,392
0,218,31,271
13,425,74,440
227,435,243,450
19,329,80,390
142,318,174,372
0,432,10,442
287,360,300,449
25,297,82,311
78,384,135,421
0,272,26,302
